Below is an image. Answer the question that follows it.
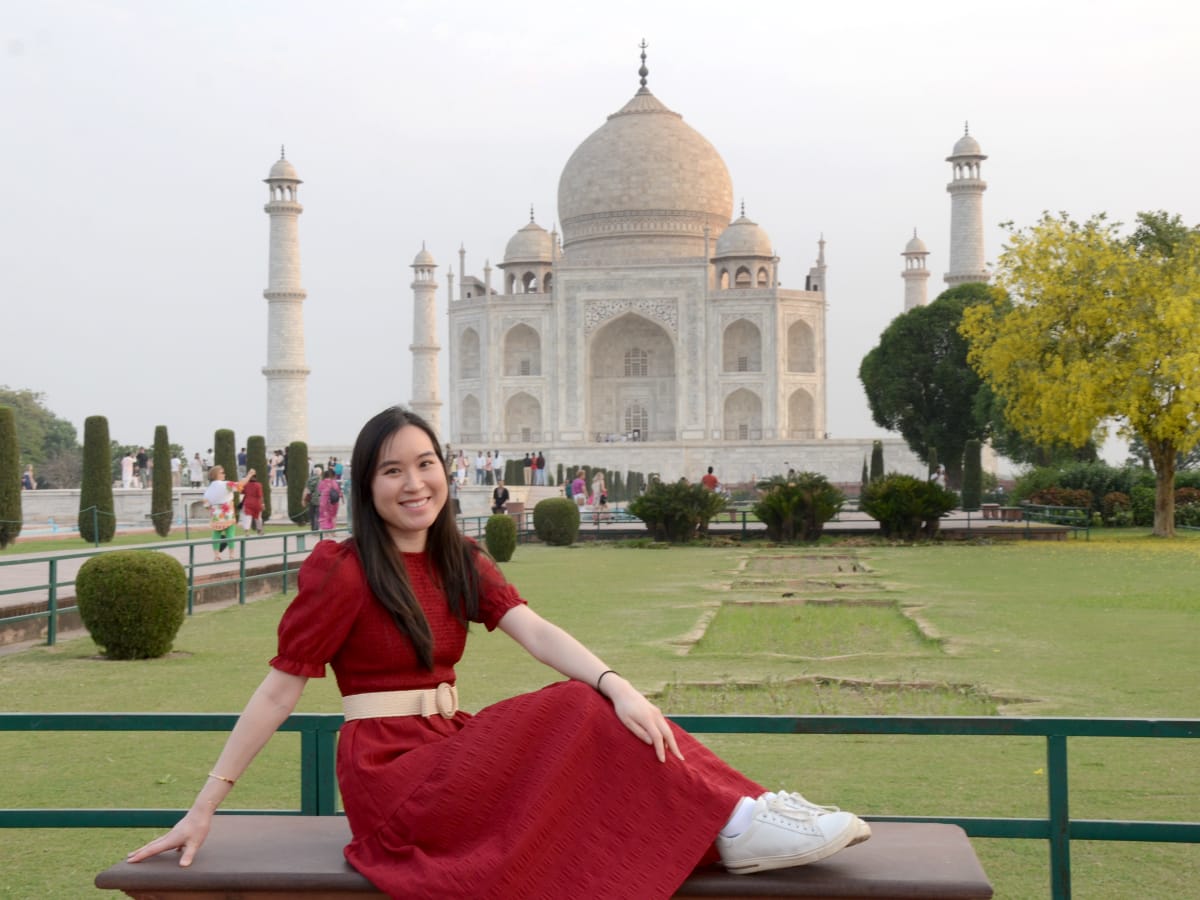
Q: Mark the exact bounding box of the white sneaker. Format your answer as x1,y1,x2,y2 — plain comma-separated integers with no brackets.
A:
770,791,872,847
717,794,858,874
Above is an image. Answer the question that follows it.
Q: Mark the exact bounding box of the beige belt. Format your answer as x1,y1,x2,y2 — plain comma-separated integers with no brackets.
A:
342,684,459,720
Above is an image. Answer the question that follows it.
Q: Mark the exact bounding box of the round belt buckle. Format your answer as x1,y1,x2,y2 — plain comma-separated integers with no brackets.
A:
435,683,457,718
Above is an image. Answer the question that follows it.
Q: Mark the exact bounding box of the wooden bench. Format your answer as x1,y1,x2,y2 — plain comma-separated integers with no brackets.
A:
96,815,993,899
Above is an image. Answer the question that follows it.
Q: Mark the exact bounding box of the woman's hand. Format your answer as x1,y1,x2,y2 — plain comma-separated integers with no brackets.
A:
606,679,684,763
126,807,214,867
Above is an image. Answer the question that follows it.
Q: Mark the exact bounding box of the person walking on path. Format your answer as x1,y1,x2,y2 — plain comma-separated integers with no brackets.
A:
240,473,265,536
189,454,205,489
203,465,255,562
128,406,867,898
701,467,720,491
571,469,588,510
301,466,323,531
121,452,136,489
317,468,342,531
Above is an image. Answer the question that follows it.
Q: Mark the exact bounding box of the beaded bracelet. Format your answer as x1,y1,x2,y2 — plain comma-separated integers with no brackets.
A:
595,669,618,692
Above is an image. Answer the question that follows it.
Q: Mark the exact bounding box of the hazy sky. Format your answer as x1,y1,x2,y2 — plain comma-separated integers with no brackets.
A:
4,0,1196,464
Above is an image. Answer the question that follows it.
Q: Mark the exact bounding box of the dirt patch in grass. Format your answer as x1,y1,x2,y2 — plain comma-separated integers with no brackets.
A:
746,555,872,576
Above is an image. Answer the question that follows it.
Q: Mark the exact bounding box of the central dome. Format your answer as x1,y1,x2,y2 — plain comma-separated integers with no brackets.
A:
557,88,733,263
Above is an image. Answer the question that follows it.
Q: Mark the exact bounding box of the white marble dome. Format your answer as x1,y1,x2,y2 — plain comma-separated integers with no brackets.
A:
950,132,983,158
504,220,554,264
268,157,299,180
714,215,773,258
904,231,928,254
412,246,436,267
557,88,733,262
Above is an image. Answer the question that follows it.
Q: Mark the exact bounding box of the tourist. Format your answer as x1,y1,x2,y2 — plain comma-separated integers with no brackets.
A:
136,447,150,486
484,450,494,486
170,455,182,487
240,473,265,536
21,464,35,490
126,406,867,896
523,452,532,485
121,452,136,489
491,475,510,514
318,468,342,531
237,447,248,479
701,466,720,491
535,450,546,485
591,469,608,520
203,465,254,562
571,468,587,509
189,453,205,489
277,449,288,487
301,466,322,531
474,450,485,486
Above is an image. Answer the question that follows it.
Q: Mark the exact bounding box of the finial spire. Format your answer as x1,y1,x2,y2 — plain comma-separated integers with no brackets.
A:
740,199,746,217
963,121,969,136
638,39,649,90
530,204,535,223
280,144,286,160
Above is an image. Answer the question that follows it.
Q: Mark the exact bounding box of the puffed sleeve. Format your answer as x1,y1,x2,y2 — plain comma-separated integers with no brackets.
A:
270,540,367,677
472,545,527,631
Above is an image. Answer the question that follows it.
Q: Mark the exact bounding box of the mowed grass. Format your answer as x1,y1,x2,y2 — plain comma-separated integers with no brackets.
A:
2,535,1198,897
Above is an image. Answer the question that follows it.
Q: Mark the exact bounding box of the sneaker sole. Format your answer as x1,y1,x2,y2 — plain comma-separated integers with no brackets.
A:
723,817,859,874
848,818,872,847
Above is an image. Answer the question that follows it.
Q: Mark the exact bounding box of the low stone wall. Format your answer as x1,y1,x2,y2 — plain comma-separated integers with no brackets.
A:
17,487,316,529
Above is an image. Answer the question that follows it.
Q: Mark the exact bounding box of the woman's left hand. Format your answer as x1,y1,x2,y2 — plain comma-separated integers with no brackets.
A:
606,680,684,763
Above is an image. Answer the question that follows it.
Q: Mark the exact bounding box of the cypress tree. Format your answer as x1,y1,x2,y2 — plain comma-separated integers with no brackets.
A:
860,457,868,497
150,425,173,537
79,416,116,543
870,440,885,483
961,439,982,511
287,440,309,524
0,407,21,549
247,435,270,522
214,429,237,482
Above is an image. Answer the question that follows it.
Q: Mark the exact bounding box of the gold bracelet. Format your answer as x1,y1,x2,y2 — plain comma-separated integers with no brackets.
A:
208,772,237,786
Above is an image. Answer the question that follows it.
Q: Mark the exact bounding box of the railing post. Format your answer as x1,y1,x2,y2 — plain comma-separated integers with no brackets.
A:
281,534,290,594
1047,733,1072,900
299,726,318,816
186,542,195,615
92,506,99,547
46,558,58,646
238,534,247,605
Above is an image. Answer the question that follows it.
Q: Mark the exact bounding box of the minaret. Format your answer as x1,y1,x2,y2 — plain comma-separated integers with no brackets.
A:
262,148,310,448
805,235,826,292
902,229,931,310
409,244,442,431
945,124,989,285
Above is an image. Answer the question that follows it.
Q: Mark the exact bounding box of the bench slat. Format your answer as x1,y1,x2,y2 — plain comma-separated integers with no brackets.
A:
96,816,992,899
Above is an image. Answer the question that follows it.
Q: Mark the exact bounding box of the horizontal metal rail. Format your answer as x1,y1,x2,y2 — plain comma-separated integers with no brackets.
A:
1,713,1195,899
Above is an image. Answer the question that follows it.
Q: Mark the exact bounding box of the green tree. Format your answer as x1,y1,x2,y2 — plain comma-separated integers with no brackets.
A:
213,429,237,482
247,436,270,522
0,407,22,549
859,283,995,489
962,211,1200,537
79,416,116,543
0,386,79,467
287,441,309,524
150,425,173,537
961,439,982,511
870,441,884,483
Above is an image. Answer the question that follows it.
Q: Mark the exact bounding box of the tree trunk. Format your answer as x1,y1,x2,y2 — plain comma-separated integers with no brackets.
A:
1147,438,1176,538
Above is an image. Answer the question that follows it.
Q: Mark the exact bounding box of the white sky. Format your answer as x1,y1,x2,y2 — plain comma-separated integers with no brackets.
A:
3,0,1196,464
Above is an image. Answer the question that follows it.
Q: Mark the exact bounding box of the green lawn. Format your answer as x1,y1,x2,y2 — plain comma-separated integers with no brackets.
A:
2,534,1198,897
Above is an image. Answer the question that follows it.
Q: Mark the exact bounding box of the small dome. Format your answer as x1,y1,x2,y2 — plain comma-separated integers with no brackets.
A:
904,231,928,254
503,220,554,264
412,246,436,267
714,215,773,258
268,157,299,180
950,132,983,158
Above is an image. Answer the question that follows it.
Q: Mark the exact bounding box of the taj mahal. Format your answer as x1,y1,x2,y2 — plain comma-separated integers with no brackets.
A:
260,51,991,484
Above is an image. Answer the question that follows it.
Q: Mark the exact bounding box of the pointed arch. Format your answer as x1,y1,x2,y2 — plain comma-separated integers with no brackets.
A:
719,269,730,290
756,266,769,287
722,319,762,373
459,328,480,379
787,388,815,439
589,312,676,442
503,323,541,376
734,266,752,287
723,388,762,441
460,394,481,442
787,320,816,373
504,392,542,442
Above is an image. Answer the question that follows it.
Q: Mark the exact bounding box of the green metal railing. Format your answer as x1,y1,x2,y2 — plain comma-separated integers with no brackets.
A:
0,528,351,646
0,713,1195,898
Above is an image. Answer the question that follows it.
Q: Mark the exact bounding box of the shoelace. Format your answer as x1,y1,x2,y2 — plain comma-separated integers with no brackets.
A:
763,793,822,824
769,791,842,817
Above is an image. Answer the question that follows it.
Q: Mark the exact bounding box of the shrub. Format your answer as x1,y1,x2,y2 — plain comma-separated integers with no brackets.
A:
247,436,270,522
1029,486,1094,510
150,425,173,537
0,406,20,549
214,429,237,483
485,513,518,562
78,416,116,543
1175,503,1200,528
870,441,884,482
753,473,844,542
960,440,982,511
1101,491,1131,526
533,497,580,546
75,550,187,659
860,473,957,540
287,441,309,524
627,478,725,543
1130,485,1155,527
1174,487,1200,507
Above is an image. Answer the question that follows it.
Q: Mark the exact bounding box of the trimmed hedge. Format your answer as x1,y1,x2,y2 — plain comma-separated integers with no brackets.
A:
287,441,309,524
75,550,187,659
214,429,237,481
150,425,173,537
78,415,116,543
533,497,579,546
485,513,518,562
870,441,884,482
0,406,20,549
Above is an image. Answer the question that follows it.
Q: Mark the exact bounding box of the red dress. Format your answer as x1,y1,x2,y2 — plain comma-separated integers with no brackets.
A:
270,540,761,899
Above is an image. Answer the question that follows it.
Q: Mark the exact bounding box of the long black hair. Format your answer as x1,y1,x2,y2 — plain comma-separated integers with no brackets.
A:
349,407,479,670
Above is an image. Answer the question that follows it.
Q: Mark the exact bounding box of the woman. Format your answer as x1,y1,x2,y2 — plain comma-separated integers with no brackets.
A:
240,473,265,536
571,468,587,509
203,465,254,561
128,408,865,898
592,469,607,510
317,467,341,531
21,465,35,490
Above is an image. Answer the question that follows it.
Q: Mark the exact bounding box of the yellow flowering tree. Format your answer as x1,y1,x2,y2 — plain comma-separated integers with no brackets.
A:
961,211,1200,536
